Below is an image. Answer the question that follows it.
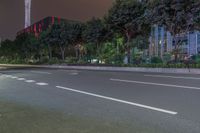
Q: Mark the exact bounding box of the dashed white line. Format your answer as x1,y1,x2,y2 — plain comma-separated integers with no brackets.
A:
17,78,26,81
25,80,36,83
69,73,79,75
58,70,79,73
10,76,18,79
56,86,178,115
0,74,18,79
31,71,51,75
144,74,200,80
110,78,200,90
36,82,49,86
4,75,12,78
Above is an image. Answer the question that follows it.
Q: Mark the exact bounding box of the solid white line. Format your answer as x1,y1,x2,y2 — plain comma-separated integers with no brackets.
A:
110,78,200,90
144,74,200,80
31,71,51,74
36,82,48,86
56,86,177,115
25,80,36,83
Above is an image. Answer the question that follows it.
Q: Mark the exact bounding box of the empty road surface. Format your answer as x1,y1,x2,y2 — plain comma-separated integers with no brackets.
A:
0,68,200,132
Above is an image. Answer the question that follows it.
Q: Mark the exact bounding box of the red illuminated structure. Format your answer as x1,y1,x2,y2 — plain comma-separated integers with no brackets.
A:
17,16,63,37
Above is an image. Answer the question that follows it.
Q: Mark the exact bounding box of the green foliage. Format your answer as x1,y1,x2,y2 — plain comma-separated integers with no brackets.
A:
147,0,200,61
46,21,83,60
83,18,106,44
191,54,200,63
131,35,149,50
105,0,150,64
98,42,124,64
82,18,108,57
48,57,60,65
1,0,200,67
151,57,163,64
148,0,196,34
15,33,40,59
97,35,125,65
64,57,78,64
106,0,150,38
0,39,16,58
163,53,172,63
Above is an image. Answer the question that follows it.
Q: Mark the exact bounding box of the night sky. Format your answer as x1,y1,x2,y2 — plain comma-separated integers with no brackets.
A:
0,0,113,40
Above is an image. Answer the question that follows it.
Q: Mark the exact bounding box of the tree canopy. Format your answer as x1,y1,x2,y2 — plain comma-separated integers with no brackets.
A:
147,0,200,35
105,0,149,40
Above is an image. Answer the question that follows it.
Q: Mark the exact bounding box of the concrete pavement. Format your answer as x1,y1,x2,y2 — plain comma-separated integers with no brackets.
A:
0,68,200,132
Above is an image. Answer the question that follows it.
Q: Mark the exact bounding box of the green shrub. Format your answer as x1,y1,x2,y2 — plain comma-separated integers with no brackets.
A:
151,57,163,64
192,54,200,64
163,53,172,63
48,57,60,65
65,57,78,64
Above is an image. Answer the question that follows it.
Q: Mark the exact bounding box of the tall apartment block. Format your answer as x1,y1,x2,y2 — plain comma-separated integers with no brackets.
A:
149,25,200,59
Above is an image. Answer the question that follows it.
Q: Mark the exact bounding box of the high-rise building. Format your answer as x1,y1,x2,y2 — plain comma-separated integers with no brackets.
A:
149,25,173,58
149,25,200,59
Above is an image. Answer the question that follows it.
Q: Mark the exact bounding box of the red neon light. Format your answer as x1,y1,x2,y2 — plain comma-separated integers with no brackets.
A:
34,24,37,32
52,16,55,25
58,16,61,24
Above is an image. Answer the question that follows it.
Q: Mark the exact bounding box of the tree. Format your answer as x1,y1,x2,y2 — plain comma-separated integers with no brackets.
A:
15,33,39,60
131,35,149,50
39,30,53,60
82,18,107,55
49,22,82,61
105,0,149,63
60,22,82,60
0,39,16,59
147,0,200,61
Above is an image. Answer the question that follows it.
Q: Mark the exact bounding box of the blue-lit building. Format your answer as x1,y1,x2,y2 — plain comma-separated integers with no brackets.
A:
149,25,200,59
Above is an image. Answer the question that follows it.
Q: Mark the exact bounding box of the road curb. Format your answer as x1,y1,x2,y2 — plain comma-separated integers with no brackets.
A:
42,65,200,75
1,64,200,74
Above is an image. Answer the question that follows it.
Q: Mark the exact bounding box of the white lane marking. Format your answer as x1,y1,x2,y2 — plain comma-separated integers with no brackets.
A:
69,73,79,75
144,74,200,80
36,82,48,86
58,70,79,73
1,75,18,79
25,80,36,83
4,75,12,78
110,78,200,90
17,78,26,81
31,71,51,75
56,86,177,115
10,76,18,79
0,74,7,78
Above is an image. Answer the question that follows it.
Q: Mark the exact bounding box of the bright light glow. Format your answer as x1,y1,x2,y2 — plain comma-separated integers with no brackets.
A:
25,0,31,28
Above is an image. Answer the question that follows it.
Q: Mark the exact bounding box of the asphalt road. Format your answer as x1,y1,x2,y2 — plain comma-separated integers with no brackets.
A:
0,68,200,133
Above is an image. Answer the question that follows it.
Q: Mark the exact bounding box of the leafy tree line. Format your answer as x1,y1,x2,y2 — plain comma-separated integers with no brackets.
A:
1,0,200,64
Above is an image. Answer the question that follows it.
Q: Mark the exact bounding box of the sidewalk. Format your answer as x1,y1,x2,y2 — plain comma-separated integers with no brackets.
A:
0,64,200,74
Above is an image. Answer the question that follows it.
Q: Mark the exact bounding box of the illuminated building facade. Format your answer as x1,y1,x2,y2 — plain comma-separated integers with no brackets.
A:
17,16,62,37
149,25,200,58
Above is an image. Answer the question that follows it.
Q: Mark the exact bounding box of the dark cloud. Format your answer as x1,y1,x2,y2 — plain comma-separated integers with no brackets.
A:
0,0,113,39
